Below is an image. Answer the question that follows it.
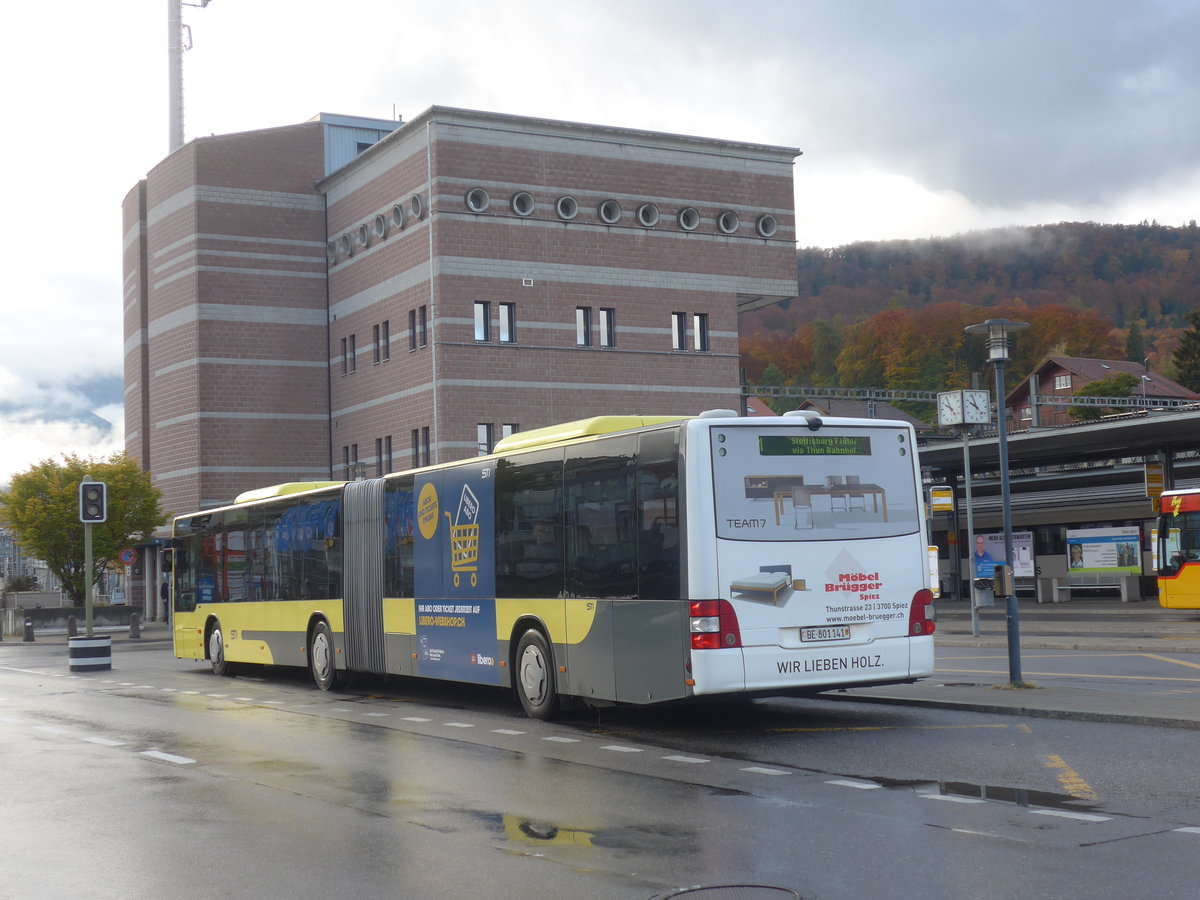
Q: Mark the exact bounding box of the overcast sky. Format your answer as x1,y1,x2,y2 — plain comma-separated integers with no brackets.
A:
1,0,1197,486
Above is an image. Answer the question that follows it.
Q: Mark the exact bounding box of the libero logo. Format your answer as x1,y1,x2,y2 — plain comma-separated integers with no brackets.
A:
471,653,496,667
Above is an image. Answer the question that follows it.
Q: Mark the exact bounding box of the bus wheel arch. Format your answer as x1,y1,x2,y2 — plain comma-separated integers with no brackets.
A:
206,616,229,677
512,621,558,720
307,616,338,691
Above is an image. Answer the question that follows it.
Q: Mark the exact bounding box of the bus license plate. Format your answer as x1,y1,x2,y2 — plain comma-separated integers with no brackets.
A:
801,625,851,642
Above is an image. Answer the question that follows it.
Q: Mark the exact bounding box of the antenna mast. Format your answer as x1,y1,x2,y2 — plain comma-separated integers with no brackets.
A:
167,0,211,153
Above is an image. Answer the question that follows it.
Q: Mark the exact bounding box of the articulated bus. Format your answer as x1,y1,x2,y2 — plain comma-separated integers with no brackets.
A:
1156,488,1200,610
169,410,936,718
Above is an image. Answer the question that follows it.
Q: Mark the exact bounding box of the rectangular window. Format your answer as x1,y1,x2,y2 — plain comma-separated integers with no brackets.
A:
477,423,495,456
419,305,429,347
499,302,516,343
411,429,420,468
1019,406,1032,420
671,312,687,351
576,307,592,347
375,438,384,476
373,325,382,364
422,426,430,465
1054,374,1071,390
474,301,491,342
384,435,393,474
381,320,390,361
342,445,350,474
348,334,357,372
599,308,616,348
340,337,349,375
693,313,710,352
502,423,520,440
408,310,417,351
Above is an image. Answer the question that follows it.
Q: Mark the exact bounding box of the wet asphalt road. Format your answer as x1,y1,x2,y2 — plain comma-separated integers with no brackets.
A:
3,641,1200,899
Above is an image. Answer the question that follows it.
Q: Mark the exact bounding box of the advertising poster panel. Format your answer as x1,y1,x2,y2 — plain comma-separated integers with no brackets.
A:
972,532,1033,578
413,463,500,684
1065,526,1141,574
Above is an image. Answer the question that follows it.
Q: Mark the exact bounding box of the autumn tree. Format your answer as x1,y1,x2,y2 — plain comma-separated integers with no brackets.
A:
0,454,164,604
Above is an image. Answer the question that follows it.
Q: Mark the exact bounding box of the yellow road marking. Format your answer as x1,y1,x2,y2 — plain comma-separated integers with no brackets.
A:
1018,724,1032,734
936,667,1200,684
768,724,1011,734
1043,754,1099,802
1140,653,1200,671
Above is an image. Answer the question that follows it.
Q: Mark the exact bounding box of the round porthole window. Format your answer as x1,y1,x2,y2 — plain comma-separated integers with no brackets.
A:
556,196,578,220
410,194,425,219
357,223,370,248
598,199,622,224
326,242,338,265
756,214,778,238
374,213,388,239
465,188,490,213
338,233,352,256
677,207,700,231
637,203,660,227
717,210,740,234
511,191,535,217
391,204,406,230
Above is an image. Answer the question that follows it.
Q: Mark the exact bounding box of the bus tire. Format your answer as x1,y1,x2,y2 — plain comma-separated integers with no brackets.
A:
515,628,557,720
208,620,229,677
309,620,338,692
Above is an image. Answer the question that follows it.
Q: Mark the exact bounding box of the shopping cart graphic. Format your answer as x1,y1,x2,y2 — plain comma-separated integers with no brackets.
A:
445,484,480,587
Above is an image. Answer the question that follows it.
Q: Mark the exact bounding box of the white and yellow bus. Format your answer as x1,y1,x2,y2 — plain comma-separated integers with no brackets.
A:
169,410,935,718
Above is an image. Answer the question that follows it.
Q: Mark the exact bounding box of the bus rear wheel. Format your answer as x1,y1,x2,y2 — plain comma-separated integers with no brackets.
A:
309,620,338,691
515,629,557,720
208,621,229,677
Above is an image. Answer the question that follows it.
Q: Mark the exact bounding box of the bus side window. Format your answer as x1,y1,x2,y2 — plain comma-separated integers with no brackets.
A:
637,429,680,600
496,449,565,599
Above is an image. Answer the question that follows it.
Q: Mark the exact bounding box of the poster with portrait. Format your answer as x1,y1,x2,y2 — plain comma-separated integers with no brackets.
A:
1065,526,1142,574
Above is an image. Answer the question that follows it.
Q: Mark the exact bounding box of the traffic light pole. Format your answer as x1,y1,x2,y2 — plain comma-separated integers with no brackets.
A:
84,522,94,637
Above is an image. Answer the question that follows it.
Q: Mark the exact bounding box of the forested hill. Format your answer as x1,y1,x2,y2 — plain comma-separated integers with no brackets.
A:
744,221,1200,339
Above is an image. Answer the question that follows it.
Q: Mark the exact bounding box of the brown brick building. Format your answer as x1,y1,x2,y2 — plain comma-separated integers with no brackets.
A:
124,107,799,523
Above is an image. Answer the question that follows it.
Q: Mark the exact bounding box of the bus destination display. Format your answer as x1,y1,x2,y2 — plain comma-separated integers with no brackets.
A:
758,435,871,456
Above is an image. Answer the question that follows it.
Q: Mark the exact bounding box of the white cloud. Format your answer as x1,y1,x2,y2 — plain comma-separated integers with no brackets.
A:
2,0,1199,485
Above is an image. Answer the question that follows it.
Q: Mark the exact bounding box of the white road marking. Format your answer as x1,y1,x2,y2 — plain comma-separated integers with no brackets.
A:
492,728,526,735
742,766,789,776
444,722,475,728
601,745,643,753
402,716,431,722
921,794,986,804
82,736,126,747
826,779,882,790
1174,826,1200,834
140,750,196,765
662,754,709,764
1029,809,1111,822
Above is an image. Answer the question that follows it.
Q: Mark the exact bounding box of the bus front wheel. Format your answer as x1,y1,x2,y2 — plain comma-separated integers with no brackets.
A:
208,621,229,677
309,620,338,691
515,629,557,720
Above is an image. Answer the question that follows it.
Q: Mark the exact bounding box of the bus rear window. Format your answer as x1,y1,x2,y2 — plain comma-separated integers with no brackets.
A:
712,425,921,542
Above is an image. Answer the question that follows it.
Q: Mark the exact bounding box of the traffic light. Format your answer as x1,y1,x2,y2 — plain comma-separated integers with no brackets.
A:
79,482,107,523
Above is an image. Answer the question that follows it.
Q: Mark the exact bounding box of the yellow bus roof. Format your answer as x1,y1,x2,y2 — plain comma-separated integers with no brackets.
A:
233,481,344,504
492,415,688,453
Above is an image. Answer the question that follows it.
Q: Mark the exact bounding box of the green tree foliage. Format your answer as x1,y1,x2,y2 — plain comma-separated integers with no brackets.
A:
1067,372,1139,421
1125,320,1146,364
0,454,164,604
1171,308,1200,392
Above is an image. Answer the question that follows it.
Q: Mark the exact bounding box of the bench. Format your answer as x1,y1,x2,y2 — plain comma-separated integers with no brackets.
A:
1040,575,1140,603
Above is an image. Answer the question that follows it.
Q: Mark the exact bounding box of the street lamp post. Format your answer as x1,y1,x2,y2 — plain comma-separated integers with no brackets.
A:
965,318,1029,687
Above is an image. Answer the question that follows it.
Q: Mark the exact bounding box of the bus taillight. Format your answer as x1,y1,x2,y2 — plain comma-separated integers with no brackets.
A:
690,600,742,650
908,589,936,636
